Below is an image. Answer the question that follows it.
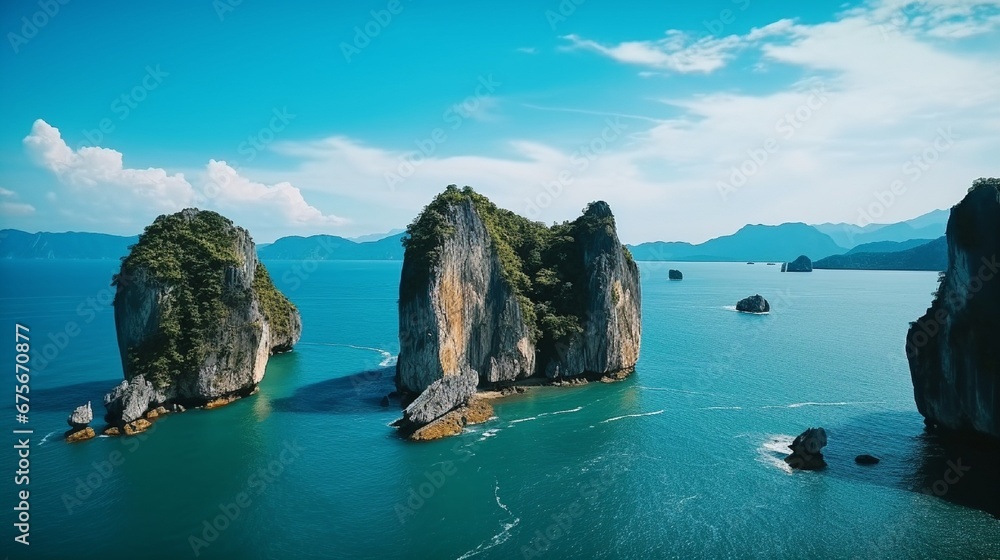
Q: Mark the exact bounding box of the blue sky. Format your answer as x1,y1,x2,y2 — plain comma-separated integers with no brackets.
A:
1,0,998,243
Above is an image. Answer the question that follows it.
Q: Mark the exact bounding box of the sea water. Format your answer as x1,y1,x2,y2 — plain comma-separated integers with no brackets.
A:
1,260,997,559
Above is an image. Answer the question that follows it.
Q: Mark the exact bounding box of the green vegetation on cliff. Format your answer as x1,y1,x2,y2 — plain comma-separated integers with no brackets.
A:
114,209,292,390
402,185,621,351
253,261,298,344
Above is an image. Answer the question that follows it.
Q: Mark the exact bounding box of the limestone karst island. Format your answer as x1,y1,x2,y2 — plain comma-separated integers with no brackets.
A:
65,209,302,440
393,186,641,440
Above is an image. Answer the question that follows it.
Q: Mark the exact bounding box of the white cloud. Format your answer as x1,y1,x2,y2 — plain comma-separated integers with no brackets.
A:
560,32,741,74
561,1,1000,76
248,0,1000,244
23,119,346,236
516,47,537,54
24,119,194,213
447,95,502,123
203,160,347,227
0,188,35,216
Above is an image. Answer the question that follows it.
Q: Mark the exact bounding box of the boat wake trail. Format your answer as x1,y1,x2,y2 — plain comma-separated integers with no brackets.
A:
547,406,583,416
455,479,520,559
760,401,886,409
599,410,665,424
38,430,60,446
700,406,743,411
508,406,585,427
300,342,398,367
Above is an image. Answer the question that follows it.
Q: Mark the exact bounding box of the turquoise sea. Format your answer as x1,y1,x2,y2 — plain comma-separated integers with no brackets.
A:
2,260,998,559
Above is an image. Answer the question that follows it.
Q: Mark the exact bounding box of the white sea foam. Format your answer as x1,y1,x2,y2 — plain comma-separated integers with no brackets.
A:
599,410,665,424
548,406,583,415
38,430,60,445
640,386,706,395
300,342,397,367
455,480,520,560
700,406,743,411
757,434,795,474
761,401,885,409
678,495,699,507
508,416,538,425
477,429,500,442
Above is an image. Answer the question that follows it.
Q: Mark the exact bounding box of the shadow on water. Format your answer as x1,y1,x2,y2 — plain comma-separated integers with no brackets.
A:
32,380,119,412
822,411,1000,518
271,366,397,414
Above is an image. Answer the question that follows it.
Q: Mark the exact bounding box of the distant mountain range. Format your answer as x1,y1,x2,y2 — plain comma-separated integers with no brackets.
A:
349,229,405,243
0,229,139,260
626,222,844,263
0,229,405,261
627,208,948,263
812,208,949,248
0,208,949,264
257,233,405,260
814,236,947,271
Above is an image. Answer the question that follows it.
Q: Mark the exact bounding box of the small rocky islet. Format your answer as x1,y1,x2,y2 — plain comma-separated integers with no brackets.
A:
781,255,813,272
736,294,770,313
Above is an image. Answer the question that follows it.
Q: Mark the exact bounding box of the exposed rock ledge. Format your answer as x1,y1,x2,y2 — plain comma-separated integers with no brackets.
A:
394,186,641,440
907,178,1000,443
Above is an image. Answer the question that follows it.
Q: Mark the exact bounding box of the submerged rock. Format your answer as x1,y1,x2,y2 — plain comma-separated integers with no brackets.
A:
736,294,770,313
395,186,641,438
785,427,828,470
67,401,93,429
668,269,683,280
907,178,1000,443
855,454,880,465
781,255,813,272
105,209,301,430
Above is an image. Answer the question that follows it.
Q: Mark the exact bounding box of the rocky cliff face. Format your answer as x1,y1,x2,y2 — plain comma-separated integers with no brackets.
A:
396,186,641,437
542,202,642,379
108,209,301,427
396,198,535,394
907,178,1000,442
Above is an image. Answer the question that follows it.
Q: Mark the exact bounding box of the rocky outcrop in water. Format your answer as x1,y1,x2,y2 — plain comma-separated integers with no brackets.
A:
785,427,827,470
736,294,769,313
65,402,95,442
907,178,1000,443
668,269,683,280
395,186,641,439
781,255,813,272
855,454,880,465
67,402,93,429
105,209,301,430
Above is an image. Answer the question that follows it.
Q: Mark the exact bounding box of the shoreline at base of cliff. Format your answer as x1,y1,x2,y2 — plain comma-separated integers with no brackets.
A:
397,368,635,441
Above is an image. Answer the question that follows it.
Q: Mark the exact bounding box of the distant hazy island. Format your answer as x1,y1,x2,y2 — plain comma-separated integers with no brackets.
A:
814,237,946,271
1,208,949,266
394,186,641,440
